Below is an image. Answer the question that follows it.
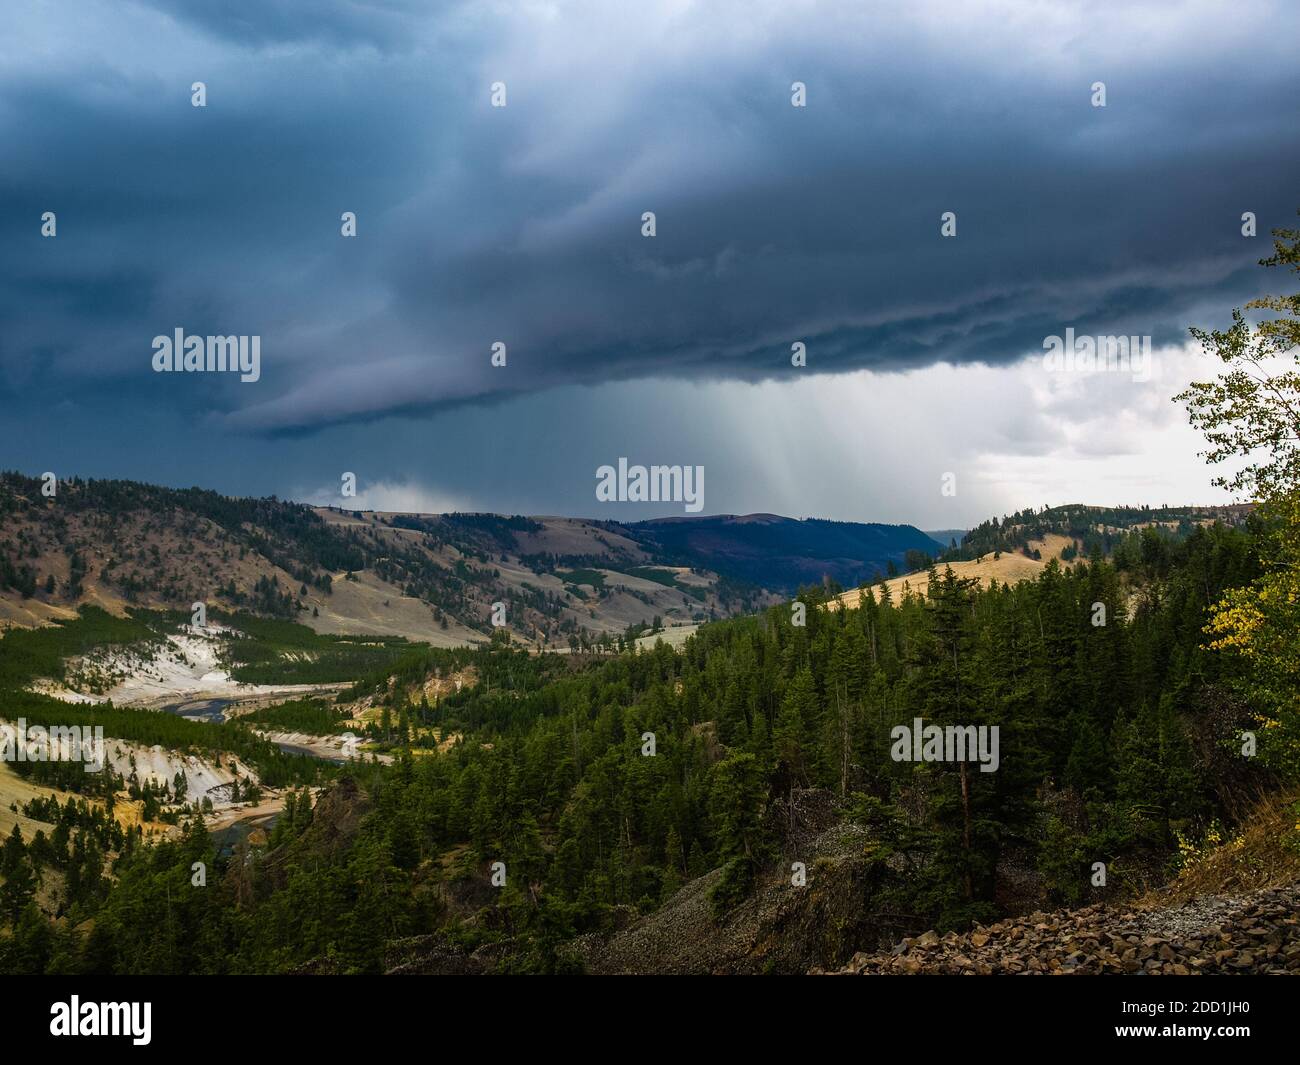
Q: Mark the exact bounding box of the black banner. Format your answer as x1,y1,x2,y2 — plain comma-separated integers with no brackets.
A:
2,974,1289,1052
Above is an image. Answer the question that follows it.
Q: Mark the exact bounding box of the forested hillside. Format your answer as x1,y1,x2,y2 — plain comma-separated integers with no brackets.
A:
944,502,1253,564
0,477,932,646
0,516,1275,974
0,475,754,646
627,513,945,591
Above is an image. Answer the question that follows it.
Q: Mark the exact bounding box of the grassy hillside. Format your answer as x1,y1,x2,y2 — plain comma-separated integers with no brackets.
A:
0,473,745,648
1,473,949,647
945,502,1254,564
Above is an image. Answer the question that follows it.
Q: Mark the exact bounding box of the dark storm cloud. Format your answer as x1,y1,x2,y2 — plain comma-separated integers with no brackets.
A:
135,0,426,50
3,0,1299,438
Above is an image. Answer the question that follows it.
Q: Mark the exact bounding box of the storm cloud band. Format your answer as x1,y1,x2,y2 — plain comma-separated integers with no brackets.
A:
1,0,1297,440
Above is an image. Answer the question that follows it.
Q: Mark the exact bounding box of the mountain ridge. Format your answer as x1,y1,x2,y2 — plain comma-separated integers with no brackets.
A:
0,474,933,643
2,473,1252,645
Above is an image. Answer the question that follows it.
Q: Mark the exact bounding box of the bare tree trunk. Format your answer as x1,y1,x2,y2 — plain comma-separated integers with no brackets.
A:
843,715,850,797
960,759,973,899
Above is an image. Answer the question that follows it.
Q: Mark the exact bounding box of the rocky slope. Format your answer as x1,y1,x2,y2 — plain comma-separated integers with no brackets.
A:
819,884,1300,975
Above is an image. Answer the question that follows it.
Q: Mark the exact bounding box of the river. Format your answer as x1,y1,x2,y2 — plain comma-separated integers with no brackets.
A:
158,698,347,762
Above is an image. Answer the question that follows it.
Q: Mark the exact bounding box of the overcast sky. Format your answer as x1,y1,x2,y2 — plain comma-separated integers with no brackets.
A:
2,0,1297,527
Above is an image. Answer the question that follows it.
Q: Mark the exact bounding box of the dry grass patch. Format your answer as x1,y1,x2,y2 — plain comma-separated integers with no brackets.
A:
1139,790,1300,908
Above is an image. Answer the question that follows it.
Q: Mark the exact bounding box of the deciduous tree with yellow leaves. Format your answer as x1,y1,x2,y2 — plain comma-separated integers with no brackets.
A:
1178,213,1300,775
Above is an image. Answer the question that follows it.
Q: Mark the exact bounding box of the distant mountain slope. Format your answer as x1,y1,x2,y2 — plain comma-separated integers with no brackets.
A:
946,502,1254,562
1,474,956,639
18,476,1213,642
829,550,1050,610
924,528,968,550
829,502,1256,610
0,473,748,647
627,513,942,593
